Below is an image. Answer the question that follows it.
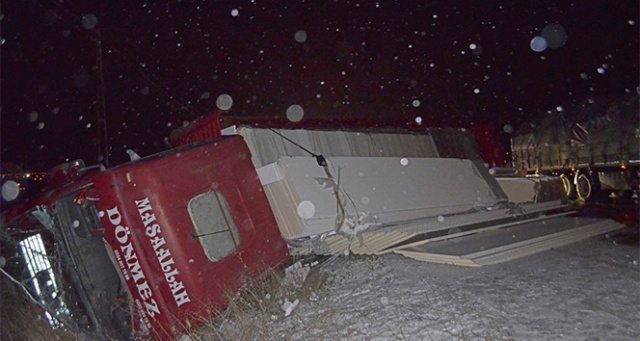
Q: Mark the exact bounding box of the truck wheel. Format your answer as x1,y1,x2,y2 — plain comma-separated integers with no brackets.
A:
560,174,576,200
576,173,592,201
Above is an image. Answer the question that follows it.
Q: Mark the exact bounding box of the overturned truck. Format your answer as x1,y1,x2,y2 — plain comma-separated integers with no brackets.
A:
0,113,624,340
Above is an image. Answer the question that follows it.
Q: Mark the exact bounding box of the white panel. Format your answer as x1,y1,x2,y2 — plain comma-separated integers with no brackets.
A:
274,156,502,238
262,163,307,239
496,177,537,203
221,125,237,136
237,127,440,168
256,163,282,186
496,176,565,203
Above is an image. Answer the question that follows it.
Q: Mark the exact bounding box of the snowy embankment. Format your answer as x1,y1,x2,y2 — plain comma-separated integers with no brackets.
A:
216,229,639,341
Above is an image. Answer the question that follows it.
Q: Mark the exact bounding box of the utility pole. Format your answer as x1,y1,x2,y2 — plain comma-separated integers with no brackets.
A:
95,30,109,167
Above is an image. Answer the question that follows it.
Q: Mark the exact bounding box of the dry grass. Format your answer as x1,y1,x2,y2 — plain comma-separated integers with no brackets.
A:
0,259,331,341
187,262,330,341
0,276,79,341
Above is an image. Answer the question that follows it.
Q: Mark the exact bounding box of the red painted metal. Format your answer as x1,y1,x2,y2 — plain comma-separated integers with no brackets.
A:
94,136,289,338
2,136,289,340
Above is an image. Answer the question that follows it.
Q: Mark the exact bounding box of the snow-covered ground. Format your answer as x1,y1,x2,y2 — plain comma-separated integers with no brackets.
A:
224,227,639,341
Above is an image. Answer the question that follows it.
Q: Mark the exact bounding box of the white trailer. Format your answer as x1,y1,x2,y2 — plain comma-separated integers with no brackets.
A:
218,125,623,265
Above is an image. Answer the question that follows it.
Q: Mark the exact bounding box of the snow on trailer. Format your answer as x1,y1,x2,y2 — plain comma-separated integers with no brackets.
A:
173,110,625,266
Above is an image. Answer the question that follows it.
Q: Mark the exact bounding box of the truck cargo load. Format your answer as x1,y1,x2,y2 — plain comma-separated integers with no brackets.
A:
511,93,639,200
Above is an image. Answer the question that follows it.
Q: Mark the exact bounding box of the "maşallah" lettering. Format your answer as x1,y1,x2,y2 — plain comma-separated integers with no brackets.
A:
135,197,191,307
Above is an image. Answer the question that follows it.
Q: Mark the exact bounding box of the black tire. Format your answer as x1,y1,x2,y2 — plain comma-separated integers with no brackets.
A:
576,173,592,201
560,173,577,200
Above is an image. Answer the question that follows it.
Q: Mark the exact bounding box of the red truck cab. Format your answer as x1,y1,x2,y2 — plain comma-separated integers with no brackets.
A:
0,135,289,339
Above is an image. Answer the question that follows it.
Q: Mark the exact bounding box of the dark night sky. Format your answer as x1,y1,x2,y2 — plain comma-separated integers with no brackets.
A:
1,0,638,171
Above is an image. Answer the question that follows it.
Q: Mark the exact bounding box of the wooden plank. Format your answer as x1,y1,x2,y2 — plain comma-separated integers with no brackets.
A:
379,211,575,255
472,220,624,265
262,163,307,239
351,231,415,255
324,203,572,255
379,200,568,236
325,230,417,255
393,250,480,267
392,217,625,267
398,216,581,257
463,219,612,259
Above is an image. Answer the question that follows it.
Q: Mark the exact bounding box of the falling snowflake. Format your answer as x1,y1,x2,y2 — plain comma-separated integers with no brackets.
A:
295,30,307,43
296,201,316,219
286,104,304,122
216,94,233,110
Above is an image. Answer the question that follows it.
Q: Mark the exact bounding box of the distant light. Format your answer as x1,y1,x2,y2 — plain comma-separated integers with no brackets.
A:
415,116,423,125
412,100,421,107
400,158,409,166
231,9,239,17
469,43,477,50
473,88,480,94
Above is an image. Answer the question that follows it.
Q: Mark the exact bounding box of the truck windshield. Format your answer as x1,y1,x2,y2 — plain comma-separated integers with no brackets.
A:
1,195,134,340
1,206,90,332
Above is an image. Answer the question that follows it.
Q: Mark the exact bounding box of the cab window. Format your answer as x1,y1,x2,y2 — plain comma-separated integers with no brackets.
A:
188,191,240,261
